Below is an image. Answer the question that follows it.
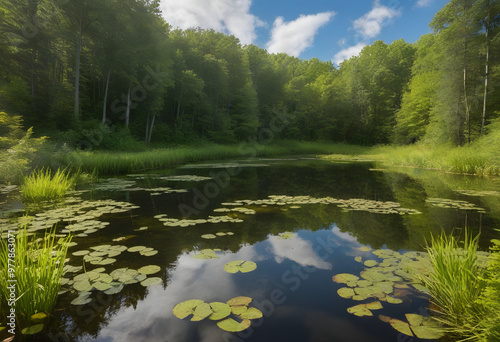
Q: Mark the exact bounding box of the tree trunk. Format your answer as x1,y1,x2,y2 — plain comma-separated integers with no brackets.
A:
148,113,156,144
74,18,82,119
145,112,150,143
102,69,111,124
481,4,491,135
125,82,131,127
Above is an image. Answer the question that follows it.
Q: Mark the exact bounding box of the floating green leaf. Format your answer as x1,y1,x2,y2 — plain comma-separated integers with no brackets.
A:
224,261,257,274
173,299,205,319
216,318,251,332
277,232,295,239
140,277,162,287
239,307,263,319
364,260,378,267
138,265,161,275
191,303,213,321
227,296,252,306
201,234,217,239
337,287,355,299
332,273,359,284
21,324,44,335
347,302,383,317
128,246,147,252
209,302,231,321
30,312,47,321
73,279,92,292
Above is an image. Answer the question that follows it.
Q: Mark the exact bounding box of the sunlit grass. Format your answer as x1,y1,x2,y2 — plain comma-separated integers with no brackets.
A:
0,226,71,329
418,230,489,341
55,141,368,175
367,144,500,176
20,168,77,202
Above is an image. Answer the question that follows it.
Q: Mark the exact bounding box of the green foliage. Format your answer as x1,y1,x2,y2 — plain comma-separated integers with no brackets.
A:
0,112,47,184
419,231,487,331
20,168,77,202
475,238,500,341
0,226,71,329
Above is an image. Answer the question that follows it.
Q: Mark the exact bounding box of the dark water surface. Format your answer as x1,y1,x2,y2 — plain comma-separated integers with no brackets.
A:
4,157,500,342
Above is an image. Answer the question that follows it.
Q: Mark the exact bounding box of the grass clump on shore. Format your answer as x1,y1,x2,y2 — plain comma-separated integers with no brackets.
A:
20,168,77,202
419,230,500,341
0,226,71,332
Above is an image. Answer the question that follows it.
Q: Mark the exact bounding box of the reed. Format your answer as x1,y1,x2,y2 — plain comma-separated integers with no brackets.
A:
55,142,364,175
419,230,488,340
20,168,77,202
0,226,71,329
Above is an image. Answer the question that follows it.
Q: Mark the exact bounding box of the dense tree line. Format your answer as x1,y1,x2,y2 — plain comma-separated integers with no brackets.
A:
0,0,499,148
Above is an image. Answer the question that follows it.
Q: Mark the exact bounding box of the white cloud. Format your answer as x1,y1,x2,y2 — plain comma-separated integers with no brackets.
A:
352,0,401,39
415,0,432,7
160,0,264,45
332,42,367,65
266,12,335,57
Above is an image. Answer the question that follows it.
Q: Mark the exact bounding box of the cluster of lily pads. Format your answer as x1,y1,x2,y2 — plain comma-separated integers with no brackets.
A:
173,296,263,332
155,213,244,228
201,232,235,239
425,197,486,213
63,263,162,305
181,163,269,169
213,207,256,215
454,189,500,197
91,177,188,196
332,246,445,339
217,195,422,215
126,174,212,182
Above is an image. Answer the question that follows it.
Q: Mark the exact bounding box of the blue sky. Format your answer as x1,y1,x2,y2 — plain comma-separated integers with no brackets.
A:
160,0,449,65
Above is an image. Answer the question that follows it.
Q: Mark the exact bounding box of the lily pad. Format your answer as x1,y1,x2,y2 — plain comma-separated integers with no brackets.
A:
191,302,213,321
73,279,92,292
128,246,147,252
209,302,232,320
231,305,248,315
140,277,162,287
224,260,257,274
138,265,161,275
31,312,48,321
227,296,252,306
216,318,251,332
71,295,92,305
277,232,295,239
239,307,263,319
337,287,355,299
193,249,219,259
21,324,44,335
364,260,378,267
332,273,359,284
347,302,382,317
201,234,217,239
173,299,205,319
103,283,124,295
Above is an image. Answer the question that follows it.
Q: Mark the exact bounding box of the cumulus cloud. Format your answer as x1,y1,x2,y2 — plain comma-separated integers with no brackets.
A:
353,0,401,39
266,12,335,57
160,0,264,45
415,0,432,7
333,42,367,65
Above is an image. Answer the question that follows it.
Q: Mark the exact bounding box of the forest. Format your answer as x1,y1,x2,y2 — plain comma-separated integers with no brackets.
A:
1,0,499,151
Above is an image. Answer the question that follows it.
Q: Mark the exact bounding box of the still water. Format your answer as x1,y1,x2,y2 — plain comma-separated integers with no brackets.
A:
4,157,500,342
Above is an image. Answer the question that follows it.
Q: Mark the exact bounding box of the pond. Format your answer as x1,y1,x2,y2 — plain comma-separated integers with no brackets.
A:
2,157,500,342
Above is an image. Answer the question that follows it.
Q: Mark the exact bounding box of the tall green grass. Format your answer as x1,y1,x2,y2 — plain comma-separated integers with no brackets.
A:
419,230,493,341
54,141,367,175
370,144,500,176
20,168,77,202
0,226,71,329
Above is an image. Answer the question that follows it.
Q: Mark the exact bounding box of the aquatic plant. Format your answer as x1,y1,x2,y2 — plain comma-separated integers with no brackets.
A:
418,230,488,340
20,168,77,202
0,225,71,332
